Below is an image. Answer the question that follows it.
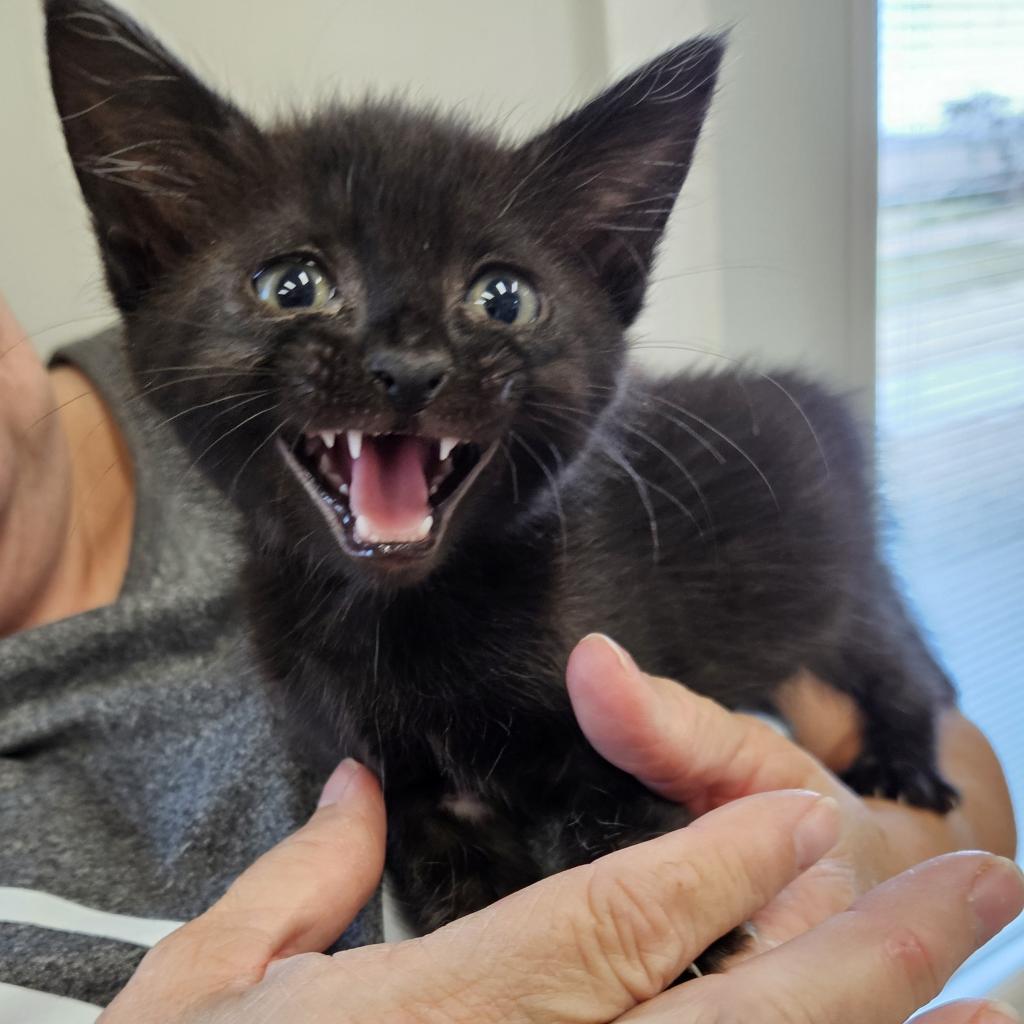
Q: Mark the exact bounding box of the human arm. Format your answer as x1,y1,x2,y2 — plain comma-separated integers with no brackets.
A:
0,291,133,636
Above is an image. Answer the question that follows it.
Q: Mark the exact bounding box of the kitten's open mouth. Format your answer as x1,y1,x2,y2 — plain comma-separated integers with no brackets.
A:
279,430,498,559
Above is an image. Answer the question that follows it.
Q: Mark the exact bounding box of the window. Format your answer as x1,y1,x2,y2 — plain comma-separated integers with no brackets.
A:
877,0,1024,1000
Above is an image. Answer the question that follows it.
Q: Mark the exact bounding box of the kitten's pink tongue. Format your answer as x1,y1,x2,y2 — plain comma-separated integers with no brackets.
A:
349,435,432,543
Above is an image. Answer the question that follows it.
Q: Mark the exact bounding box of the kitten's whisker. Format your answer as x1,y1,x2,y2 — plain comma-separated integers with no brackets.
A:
228,417,284,498
544,439,566,476
149,389,274,432
621,341,830,477
499,442,521,505
508,430,568,555
138,363,276,376
11,312,118,355
579,383,780,512
618,190,688,209
598,445,660,564
610,421,711,536
61,409,132,552
140,371,275,398
525,399,708,538
594,223,665,233
22,390,98,433
181,400,283,485
642,393,777,509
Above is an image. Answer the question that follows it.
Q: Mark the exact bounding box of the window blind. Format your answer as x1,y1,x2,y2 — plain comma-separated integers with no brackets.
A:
877,0,1024,1002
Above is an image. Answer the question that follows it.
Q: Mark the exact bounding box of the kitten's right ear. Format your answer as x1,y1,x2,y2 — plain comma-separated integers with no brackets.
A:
516,36,724,326
45,0,266,310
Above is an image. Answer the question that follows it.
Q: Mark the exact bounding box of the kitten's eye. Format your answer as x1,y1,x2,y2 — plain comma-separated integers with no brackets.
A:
465,269,540,325
253,257,336,312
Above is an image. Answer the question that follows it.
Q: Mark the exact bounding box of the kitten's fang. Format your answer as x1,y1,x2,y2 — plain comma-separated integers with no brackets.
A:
347,429,363,460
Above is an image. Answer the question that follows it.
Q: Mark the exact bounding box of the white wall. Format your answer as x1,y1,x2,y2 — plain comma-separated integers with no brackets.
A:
604,0,877,412
1,0,875,410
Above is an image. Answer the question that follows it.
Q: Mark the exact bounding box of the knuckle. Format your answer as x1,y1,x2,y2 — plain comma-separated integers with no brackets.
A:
576,857,705,999
264,951,331,985
145,915,271,982
882,923,944,1000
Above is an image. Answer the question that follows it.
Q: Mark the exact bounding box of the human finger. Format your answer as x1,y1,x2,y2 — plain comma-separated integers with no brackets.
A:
912,999,1022,1024
202,758,385,957
567,633,844,814
162,760,383,965
645,851,1024,1024
101,759,386,1021
354,790,841,1024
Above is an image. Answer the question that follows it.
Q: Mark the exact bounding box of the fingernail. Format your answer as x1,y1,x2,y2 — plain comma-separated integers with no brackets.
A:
317,758,362,807
793,796,841,869
970,857,1024,944
592,633,637,675
975,1000,1022,1024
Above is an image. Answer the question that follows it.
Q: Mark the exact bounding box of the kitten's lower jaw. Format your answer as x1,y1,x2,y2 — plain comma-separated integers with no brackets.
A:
277,434,498,570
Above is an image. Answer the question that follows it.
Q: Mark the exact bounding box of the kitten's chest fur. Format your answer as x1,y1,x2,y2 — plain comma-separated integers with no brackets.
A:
260,527,575,788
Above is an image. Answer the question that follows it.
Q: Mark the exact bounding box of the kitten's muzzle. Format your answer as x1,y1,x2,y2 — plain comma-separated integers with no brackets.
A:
279,428,497,565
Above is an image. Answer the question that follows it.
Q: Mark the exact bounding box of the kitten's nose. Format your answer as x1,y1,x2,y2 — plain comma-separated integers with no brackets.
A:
365,348,452,413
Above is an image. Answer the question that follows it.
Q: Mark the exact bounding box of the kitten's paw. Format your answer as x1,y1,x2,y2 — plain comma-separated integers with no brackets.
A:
842,754,960,813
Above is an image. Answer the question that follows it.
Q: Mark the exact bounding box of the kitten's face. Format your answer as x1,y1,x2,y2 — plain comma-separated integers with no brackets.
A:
123,110,630,583
46,0,721,586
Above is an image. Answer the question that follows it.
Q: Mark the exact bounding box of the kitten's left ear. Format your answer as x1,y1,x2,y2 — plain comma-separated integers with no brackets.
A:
45,0,267,311
517,36,725,325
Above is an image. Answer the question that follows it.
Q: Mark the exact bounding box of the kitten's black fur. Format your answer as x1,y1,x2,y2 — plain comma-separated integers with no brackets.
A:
46,0,957,959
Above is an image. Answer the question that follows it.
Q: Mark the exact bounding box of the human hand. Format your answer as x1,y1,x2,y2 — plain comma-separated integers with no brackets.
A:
98,755,1021,1024
567,633,1017,959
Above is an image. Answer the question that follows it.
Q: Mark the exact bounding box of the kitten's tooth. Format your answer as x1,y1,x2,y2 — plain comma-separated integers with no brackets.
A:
418,515,434,539
354,515,375,544
347,430,363,460
439,438,458,461
320,430,337,449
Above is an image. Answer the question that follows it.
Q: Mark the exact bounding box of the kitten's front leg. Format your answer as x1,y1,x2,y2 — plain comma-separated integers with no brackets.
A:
841,706,959,812
820,621,959,813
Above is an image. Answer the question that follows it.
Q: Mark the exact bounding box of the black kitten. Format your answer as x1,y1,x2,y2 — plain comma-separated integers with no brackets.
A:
46,0,957,960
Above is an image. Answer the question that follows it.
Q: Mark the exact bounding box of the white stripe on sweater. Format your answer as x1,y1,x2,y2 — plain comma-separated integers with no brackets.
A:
0,982,101,1023
0,886,181,948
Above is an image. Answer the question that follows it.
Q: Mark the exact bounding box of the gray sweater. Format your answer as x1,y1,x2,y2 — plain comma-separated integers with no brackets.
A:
0,331,380,1014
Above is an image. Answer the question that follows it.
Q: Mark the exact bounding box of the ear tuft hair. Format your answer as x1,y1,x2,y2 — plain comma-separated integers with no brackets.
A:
517,35,726,325
45,0,266,310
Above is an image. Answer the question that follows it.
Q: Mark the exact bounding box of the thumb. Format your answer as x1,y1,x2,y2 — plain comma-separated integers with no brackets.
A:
567,633,835,814
187,758,385,960
99,761,385,1022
